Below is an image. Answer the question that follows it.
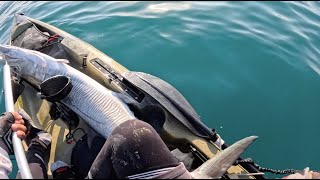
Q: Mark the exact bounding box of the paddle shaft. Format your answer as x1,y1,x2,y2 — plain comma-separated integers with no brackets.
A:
3,62,33,179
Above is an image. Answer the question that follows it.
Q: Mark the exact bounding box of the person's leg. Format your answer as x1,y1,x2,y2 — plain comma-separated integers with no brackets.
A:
16,109,52,179
88,119,179,179
16,130,51,179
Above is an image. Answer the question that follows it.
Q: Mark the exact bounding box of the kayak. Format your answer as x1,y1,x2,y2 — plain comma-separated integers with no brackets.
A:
9,13,264,179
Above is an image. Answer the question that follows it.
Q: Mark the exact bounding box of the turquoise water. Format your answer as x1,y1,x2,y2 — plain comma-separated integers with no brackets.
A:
1,1,320,178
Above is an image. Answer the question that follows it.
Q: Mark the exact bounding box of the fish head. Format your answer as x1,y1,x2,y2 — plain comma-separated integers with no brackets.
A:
0,45,48,86
191,136,258,179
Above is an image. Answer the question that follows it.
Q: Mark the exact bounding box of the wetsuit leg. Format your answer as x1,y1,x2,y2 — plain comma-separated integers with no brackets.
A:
16,130,51,179
88,119,179,179
16,144,48,179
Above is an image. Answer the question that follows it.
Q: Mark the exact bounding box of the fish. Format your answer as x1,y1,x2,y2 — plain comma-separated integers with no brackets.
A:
191,136,258,179
0,44,136,139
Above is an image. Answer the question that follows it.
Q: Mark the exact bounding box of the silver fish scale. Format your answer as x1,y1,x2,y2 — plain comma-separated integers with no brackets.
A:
48,62,136,139
0,45,136,139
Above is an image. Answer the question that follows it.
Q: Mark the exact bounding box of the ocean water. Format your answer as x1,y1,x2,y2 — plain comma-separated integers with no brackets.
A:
1,1,320,178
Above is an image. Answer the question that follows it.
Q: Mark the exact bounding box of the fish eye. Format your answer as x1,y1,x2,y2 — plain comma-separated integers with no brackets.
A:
12,66,19,71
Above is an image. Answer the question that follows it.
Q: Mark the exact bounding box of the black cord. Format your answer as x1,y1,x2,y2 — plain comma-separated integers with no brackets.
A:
66,127,86,143
72,128,86,142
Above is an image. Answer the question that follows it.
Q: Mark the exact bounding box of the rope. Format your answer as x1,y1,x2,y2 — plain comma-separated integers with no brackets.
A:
235,158,320,175
35,38,62,51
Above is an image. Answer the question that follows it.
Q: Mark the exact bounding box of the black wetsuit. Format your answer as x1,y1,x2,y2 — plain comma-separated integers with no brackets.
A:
87,119,192,179
1,119,191,179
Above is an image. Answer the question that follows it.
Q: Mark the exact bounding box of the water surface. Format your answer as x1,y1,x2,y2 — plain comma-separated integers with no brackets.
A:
1,1,320,178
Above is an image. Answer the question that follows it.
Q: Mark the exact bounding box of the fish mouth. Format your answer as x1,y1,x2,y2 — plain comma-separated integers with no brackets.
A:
0,55,21,76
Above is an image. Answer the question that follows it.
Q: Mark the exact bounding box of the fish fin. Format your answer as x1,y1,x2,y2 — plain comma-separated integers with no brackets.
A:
191,136,258,179
56,59,70,64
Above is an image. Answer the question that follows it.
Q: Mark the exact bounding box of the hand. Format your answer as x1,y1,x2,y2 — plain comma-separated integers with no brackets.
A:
10,111,27,140
282,168,320,179
0,111,28,154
